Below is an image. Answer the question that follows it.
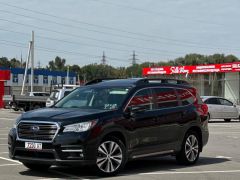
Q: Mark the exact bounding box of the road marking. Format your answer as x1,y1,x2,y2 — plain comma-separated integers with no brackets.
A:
0,118,14,121
36,179,61,180
0,134,8,136
0,138,7,140
0,164,20,167
140,170,240,175
0,156,22,164
0,144,8,146
216,156,232,159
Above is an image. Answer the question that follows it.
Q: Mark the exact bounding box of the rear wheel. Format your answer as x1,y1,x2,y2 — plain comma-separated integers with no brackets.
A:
224,119,231,122
95,136,126,176
176,131,200,165
23,163,51,171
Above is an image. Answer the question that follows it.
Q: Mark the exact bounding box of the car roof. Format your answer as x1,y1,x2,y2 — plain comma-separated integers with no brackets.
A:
86,78,192,88
201,96,229,101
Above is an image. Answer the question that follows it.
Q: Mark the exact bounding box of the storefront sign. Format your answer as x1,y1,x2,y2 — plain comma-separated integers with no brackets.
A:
143,62,240,75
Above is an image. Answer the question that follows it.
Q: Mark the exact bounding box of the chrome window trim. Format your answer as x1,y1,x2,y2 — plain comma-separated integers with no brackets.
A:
124,86,195,112
16,120,60,143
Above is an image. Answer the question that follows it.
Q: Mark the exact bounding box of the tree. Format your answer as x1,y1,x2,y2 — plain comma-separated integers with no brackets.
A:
47,56,66,71
0,57,11,67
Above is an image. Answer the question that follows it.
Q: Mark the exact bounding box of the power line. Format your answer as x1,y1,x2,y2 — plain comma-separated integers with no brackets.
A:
0,1,235,50
0,39,131,63
0,28,182,57
89,0,224,26
0,20,184,56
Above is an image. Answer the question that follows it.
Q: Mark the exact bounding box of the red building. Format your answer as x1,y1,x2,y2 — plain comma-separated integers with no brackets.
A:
0,70,10,108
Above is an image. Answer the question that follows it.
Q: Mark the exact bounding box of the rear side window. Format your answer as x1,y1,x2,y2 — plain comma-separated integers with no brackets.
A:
153,88,178,109
205,98,220,105
128,89,153,111
219,99,233,106
177,89,195,105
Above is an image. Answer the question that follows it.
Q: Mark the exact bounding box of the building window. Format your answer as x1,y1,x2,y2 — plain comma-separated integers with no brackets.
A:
52,76,57,85
69,77,74,84
12,74,18,83
61,77,65,84
43,76,48,84
34,75,39,84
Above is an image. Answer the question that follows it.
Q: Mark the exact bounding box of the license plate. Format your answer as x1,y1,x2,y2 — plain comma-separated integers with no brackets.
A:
25,142,42,150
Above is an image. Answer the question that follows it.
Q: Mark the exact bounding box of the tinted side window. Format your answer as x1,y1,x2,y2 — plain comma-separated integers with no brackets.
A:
153,88,178,109
177,89,195,105
128,89,153,111
205,98,220,105
219,99,233,106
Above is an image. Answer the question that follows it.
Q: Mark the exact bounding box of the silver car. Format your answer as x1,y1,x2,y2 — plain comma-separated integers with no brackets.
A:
201,96,240,122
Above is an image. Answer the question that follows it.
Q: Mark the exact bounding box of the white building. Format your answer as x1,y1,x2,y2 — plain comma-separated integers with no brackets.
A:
0,67,76,95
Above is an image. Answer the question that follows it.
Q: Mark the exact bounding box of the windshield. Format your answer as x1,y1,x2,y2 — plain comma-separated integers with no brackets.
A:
54,86,130,110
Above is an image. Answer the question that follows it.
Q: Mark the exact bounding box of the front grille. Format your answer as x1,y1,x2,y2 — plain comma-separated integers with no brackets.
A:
17,121,59,142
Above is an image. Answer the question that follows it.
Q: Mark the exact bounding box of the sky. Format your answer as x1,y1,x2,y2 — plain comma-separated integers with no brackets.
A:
0,0,239,67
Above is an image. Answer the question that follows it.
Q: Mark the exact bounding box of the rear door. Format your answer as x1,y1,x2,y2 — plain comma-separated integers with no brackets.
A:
205,98,222,119
219,98,238,118
152,87,182,150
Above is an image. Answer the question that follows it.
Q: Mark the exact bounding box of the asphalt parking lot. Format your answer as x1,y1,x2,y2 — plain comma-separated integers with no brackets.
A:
0,109,240,180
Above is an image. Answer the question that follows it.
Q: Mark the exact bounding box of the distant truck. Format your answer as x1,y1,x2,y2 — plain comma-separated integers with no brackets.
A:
45,85,79,107
3,92,50,111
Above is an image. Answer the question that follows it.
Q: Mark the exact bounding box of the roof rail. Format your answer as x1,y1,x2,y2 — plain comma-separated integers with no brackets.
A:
146,78,189,85
85,78,119,85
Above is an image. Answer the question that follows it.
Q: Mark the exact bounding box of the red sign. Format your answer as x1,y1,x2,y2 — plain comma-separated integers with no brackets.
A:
143,62,240,75
0,70,10,81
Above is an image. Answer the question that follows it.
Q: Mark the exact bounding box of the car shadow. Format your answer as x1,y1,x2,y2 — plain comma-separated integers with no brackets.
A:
19,156,230,179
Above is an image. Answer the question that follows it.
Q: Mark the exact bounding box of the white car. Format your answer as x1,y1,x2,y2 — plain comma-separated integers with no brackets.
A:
201,96,240,122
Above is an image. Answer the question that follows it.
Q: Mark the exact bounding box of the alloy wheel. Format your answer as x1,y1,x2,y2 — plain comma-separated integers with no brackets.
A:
96,140,123,173
185,135,199,162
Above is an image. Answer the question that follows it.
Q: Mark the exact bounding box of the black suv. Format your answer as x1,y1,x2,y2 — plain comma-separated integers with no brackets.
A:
8,78,209,176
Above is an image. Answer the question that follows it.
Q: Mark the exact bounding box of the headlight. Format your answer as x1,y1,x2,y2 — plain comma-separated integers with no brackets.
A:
13,115,22,129
63,120,97,133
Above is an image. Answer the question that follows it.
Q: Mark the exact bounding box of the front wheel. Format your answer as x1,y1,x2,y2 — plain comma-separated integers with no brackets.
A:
176,131,200,165
95,136,126,176
23,163,51,171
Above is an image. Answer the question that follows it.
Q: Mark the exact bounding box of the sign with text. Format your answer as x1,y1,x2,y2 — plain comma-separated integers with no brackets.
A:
143,62,240,75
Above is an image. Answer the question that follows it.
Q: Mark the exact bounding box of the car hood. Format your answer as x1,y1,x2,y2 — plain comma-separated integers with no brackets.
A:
20,108,115,124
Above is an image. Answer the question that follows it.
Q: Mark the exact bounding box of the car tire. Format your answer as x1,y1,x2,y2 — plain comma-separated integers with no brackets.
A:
23,163,51,171
94,136,126,176
176,131,200,165
224,119,231,122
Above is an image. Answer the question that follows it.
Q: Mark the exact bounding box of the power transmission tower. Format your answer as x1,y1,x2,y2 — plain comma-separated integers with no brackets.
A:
130,51,138,65
101,51,106,65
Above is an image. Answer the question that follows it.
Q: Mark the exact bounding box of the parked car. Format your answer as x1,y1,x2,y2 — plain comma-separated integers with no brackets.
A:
201,96,240,122
27,92,50,97
46,85,79,107
9,78,209,176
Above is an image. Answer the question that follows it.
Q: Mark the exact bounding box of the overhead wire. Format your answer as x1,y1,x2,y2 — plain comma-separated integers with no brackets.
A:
0,1,235,50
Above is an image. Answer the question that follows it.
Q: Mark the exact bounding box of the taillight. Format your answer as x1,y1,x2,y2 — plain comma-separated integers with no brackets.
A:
201,103,208,115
